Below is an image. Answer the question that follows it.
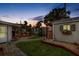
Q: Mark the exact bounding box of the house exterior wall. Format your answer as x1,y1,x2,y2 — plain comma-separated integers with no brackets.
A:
53,21,79,44
7,26,12,42
0,25,12,43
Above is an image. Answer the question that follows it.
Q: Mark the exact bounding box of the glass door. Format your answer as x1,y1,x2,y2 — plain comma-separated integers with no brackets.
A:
0,25,7,43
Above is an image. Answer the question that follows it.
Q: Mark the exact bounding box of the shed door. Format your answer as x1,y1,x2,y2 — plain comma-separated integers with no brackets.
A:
0,25,7,43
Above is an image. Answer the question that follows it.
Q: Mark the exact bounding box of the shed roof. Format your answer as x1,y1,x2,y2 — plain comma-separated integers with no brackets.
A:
53,17,79,24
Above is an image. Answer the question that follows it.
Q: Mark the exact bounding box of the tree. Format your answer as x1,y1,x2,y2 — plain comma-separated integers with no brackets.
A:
28,24,32,28
22,21,28,29
21,21,28,34
44,7,70,26
28,24,32,36
36,21,43,36
24,21,28,30
24,21,28,25
36,21,43,28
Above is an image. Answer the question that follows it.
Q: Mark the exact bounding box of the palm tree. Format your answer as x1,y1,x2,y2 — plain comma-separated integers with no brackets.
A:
28,24,32,36
36,21,43,36
21,21,28,35
24,21,28,26
44,7,70,26
36,21,43,28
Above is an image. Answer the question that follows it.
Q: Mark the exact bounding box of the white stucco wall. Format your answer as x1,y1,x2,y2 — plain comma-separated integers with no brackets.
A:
0,25,12,43
53,21,79,44
7,26,12,42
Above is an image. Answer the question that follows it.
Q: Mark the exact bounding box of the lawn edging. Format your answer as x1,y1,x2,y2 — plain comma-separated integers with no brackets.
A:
41,40,77,56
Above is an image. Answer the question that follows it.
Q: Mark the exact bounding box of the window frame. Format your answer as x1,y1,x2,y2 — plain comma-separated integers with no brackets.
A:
60,24,76,35
63,24,71,31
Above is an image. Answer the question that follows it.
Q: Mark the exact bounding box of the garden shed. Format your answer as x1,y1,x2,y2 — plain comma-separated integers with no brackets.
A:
53,17,79,44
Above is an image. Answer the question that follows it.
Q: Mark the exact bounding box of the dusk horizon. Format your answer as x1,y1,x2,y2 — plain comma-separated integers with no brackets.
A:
0,3,79,26
0,3,79,56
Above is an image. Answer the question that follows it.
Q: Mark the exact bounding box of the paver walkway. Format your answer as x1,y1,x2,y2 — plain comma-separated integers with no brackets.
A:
0,43,26,56
42,39,79,56
0,37,41,56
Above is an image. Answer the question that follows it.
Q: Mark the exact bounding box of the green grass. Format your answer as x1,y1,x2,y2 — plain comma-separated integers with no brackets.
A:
29,36,41,39
16,40,74,56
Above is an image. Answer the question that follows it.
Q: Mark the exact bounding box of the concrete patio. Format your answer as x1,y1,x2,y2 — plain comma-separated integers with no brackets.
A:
42,39,79,56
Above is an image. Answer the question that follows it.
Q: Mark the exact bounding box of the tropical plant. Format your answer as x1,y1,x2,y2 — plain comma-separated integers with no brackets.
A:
36,21,43,36
28,24,32,35
36,21,43,28
24,21,28,25
44,7,70,26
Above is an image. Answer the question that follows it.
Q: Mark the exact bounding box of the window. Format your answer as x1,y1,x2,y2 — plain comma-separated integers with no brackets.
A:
60,24,75,35
60,24,75,31
63,25,71,31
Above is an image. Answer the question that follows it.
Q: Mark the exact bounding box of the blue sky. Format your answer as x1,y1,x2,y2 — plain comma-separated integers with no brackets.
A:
0,3,79,25
0,3,63,19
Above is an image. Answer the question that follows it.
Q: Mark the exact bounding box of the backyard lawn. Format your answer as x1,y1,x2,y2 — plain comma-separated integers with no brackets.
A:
16,38,74,56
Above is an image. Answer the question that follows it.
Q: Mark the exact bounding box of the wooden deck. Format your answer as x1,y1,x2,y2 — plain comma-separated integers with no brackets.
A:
42,39,79,56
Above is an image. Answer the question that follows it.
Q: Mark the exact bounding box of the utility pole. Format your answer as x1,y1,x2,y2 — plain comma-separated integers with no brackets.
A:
20,20,22,24
64,3,66,10
64,3,66,18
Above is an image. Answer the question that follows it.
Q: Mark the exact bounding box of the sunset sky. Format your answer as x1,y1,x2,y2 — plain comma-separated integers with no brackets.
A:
0,3,79,26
